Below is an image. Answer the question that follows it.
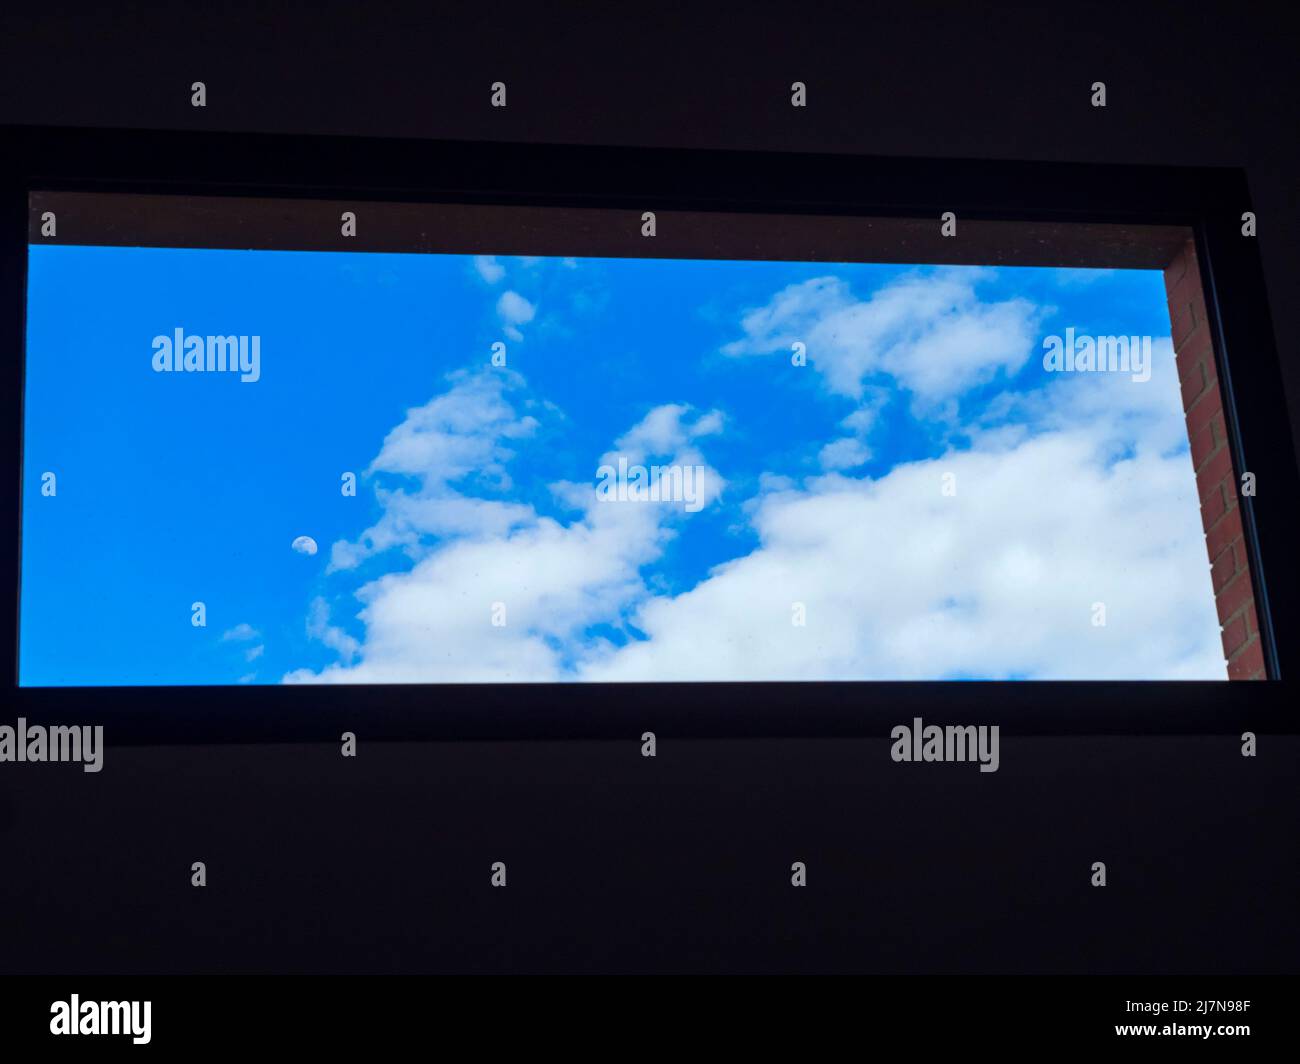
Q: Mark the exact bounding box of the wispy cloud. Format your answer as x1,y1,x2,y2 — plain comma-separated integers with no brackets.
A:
287,392,723,684
221,623,260,642
287,268,1222,684
473,255,505,284
723,269,1043,403
496,290,536,341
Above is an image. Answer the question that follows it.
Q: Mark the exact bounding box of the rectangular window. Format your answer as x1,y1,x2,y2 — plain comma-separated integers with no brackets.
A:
19,191,1257,685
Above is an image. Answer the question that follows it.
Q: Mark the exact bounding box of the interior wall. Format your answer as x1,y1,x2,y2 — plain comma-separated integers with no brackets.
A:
1,0,1296,972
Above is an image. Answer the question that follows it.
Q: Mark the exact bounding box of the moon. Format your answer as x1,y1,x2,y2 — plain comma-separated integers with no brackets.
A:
291,535,318,556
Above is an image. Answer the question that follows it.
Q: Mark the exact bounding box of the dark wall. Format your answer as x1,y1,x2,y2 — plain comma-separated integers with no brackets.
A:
1,1,1296,972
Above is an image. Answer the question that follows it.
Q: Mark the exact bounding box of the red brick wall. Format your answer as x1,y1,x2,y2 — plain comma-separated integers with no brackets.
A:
1164,238,1266,679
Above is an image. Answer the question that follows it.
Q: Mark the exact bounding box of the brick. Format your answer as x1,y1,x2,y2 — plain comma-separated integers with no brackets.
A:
1185,388,1222,438
1166,271,1200,316
1164,240,1195,290
1164,236,1263,683
1190,422,1219,472
1221,612,1249,657
1202,359,1218,397
1201,367,1219,411
1175,331,1213,380
1235,540,1249,574
1210,411,1227,450
1170,299,1198,349
1180,361,1207,407
1227,638,1265,680
1205,508,1243,563
1196,445,1235,497
1163,251,1188,293
1216,570,1256,625
1180,358,1219,410
1211,543,1239,592
1201,482,1228,526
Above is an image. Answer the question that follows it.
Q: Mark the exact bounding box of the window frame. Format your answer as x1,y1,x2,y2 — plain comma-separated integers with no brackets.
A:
2,125,1294,741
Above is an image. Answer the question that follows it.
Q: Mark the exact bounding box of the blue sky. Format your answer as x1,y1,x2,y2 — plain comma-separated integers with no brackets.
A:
21,245,1226,684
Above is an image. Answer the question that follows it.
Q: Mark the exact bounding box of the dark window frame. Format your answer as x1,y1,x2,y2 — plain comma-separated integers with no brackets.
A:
2,125,1295,741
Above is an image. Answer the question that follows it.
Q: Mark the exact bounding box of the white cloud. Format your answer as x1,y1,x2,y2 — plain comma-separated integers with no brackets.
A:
289,277,1224,684
580,347,1223,681
723,269,1042,403
612,403,723,456
474,255,505,283
818,437,871,471
303,596,360,664
497,290,536,341
327,369,539,572
289,392,723,684
223,622,265,668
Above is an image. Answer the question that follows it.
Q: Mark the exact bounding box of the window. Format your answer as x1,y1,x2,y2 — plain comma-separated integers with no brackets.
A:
18,193,1262,684
4,129,1289,738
